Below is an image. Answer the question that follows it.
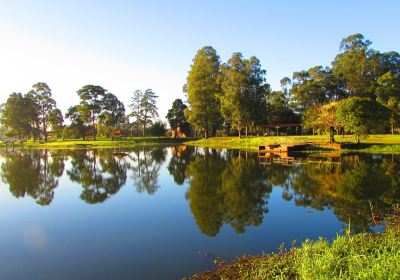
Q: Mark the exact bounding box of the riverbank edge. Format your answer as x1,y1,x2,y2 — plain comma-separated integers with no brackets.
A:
0,137,192,149
185,135,400,154
1,135,400,154
187,206,400,279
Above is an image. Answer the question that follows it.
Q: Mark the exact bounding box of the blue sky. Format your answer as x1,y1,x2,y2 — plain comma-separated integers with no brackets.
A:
0,0,399,119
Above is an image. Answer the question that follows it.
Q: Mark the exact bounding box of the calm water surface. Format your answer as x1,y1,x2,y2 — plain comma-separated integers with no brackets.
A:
0,146,399,279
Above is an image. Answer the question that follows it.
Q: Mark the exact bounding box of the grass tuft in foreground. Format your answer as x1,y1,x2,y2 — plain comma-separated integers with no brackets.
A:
188,205,400,280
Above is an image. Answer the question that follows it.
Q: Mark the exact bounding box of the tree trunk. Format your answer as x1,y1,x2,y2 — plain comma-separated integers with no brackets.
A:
43,121,48,142
92,114,96,140
204,129,208,139
245,126,248,137
329,126,335,143
143,123,146,137
238,128,241,138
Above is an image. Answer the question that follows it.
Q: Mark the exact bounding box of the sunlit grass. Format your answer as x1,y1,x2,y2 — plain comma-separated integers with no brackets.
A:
186,134,400,154
189,206,400,280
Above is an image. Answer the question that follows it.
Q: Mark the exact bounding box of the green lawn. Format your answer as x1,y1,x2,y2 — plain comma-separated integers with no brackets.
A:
186,134,400,154
0,137,190,149
2,135,400,154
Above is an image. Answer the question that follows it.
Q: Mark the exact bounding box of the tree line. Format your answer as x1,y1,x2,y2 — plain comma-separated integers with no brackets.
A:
0,84,165,141
182,33,400,141
1,33,399,142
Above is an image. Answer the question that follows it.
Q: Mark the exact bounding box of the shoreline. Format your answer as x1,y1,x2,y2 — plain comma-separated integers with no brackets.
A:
187,206,400,279
1,135,400,154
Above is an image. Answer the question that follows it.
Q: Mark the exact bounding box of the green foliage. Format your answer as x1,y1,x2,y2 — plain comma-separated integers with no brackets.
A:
166,99,191,137
48,108,64,138
376,71,400,133
129,89,158,137
76,85,107,140
291,66,346,113
185,46,222,138
303,101,339,142
266,90,298,124
147,121,166,136
220,53,268,136
336,97,391,142
0,92,34,139
27,82,57,141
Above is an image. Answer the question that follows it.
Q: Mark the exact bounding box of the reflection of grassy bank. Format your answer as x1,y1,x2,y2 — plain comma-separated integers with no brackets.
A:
186,135,400,154
188,206,400,280
0,137,191,149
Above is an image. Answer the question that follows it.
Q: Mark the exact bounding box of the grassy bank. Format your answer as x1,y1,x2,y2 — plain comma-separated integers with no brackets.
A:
1,135,400,153
186,134,400,154
0,137,191,149
188,206,400,280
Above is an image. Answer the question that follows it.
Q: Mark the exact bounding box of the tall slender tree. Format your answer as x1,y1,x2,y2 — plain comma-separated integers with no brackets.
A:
140,89,158,137
185,46,222,138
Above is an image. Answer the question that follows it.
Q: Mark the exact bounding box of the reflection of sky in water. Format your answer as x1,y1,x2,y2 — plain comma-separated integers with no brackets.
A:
0,148,397,279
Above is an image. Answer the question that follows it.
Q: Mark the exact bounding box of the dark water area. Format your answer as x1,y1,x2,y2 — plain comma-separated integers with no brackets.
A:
0,146,399,279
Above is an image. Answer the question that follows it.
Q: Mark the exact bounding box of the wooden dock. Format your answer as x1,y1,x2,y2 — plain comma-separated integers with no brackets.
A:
258,143,311,153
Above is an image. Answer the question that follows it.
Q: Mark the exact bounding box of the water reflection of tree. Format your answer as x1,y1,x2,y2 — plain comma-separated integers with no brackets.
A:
185,149,272,236
287,155,400,231
0,150,65,205
67,149,129,204
129,147,166,194
167,146,195,185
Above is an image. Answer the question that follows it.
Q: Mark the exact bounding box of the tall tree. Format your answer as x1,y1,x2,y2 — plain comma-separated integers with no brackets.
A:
220,53,249,137
185,46,222,138
129,90,144,136
27,82,57,142
48,108,64,138
332,34,378,98
140,89,158,137
76,85,107,140
375,71,400,134
98,93,125,136
65,105,88,140
220,53,268,136
166,99,190,137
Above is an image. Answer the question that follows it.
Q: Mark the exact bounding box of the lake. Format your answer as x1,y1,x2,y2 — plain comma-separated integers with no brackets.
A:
0,146,399,279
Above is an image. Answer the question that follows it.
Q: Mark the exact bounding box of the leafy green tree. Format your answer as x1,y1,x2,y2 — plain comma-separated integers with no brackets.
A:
185,46,222,138
48,108,64,138
166,99,191,137
332,34,378,98
220,53,249,137
220,53,268,136
266,91,298,124
76,85,107,140
65,105,88,140
303,101,339,142
291,66,346,113
98,93,125,137
336,97,391,143
147,121,166,136
0,93,34,139
27,82,57,142
375,71,400,133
